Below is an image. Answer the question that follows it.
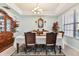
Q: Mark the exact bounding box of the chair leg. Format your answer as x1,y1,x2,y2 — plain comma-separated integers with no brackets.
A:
59,46,62,53
24,47,27,54
46,45,47,55
53,45,56,54
24,45,27,54
34,44,37,54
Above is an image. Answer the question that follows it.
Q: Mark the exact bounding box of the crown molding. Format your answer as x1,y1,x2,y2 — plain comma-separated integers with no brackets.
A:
6,3,23,15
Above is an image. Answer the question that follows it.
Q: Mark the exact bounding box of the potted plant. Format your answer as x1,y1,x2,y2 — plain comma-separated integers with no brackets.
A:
12,20,19,32
52,21,59,33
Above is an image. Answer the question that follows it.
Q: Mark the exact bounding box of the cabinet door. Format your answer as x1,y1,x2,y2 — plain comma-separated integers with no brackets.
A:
0,16,4,32
6,18,11,31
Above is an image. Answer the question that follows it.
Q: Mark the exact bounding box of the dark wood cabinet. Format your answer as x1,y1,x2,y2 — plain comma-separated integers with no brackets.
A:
0,9,15,52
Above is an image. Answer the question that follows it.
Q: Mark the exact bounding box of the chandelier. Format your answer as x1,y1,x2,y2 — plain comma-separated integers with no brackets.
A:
32,4,43,14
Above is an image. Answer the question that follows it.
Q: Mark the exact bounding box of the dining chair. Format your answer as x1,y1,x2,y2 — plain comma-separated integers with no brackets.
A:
46,32,57,55
24,32,36,53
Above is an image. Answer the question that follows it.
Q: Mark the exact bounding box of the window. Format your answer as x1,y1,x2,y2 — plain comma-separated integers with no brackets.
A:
61,10,79,38
60,15,64,31
75,11,79,38
64,11,74,37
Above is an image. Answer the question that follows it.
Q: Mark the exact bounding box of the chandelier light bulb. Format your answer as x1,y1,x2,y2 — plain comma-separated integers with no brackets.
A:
37,12,40,14
34,7,38,10
34,12,36,14
37,6,39,9
32,10,34,12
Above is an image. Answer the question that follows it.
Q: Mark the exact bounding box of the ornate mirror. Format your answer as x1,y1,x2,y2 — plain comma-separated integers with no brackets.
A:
38,18,44,28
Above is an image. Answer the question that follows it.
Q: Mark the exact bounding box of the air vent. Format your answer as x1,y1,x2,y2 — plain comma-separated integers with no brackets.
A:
2,6,10,10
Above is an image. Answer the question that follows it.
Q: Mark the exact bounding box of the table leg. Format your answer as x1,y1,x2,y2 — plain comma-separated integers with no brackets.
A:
17,43,19,53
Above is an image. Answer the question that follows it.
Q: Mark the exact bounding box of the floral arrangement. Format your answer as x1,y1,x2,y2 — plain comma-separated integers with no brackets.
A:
12,20,19,32
52,21,59,33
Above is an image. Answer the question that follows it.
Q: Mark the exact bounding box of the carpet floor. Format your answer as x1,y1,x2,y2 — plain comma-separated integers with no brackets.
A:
12,44,65,56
